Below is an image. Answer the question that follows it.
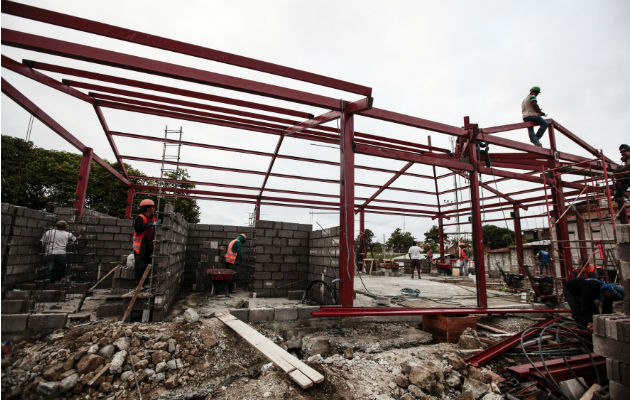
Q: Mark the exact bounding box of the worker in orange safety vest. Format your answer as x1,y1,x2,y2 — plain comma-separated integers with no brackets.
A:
132,199,157,283
225,233,247,265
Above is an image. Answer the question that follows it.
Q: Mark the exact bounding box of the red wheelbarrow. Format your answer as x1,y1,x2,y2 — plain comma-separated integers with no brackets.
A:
206,268,236,296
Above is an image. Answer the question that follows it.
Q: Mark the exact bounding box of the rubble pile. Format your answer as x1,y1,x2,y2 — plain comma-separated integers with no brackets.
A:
1,316,266,399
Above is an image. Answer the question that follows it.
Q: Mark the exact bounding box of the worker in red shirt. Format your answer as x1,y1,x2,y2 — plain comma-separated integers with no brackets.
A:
459,243,471,276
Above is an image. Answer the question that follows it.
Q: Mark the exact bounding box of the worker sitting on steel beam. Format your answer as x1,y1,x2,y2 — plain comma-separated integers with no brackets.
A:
132,199,157,284
613,143,630,204
563,278,625,330
521,86,548,147
535,246,551,275
225,233,247,266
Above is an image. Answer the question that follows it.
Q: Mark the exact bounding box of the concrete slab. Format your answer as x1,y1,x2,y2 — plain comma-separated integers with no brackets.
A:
1,314,29,333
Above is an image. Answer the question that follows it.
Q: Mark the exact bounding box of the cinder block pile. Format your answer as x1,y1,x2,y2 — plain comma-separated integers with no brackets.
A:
307,226,339,304
253,220,310,298
592,224,630,400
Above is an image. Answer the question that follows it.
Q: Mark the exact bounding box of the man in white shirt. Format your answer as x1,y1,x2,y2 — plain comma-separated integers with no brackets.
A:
40,220,78,282
408,241,423,279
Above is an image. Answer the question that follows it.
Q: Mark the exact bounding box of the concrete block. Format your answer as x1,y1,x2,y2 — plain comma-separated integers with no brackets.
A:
1,300,27,314
271,272,283,280
229,308,249,322
593,334,630,363
27,313,67,331
617,243,630,262
610,380,630,400
274,307,298,321
253,272,271,280
298,306,319,320
617,224,630,244
1,314,29,333
287,290,304,300
248,308,274,322
4,290,31,300
607,358,630,386
278,230,293,238
32,290,66,302
621,261,630,281
255,220,274,229
96,303,123,318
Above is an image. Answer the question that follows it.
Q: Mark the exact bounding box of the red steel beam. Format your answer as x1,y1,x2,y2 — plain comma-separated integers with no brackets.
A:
2,28,343,109
512,204,525,274
468,124,487,308
284,110,341,137
481,121,536,134
67,79,300,125
1,55,93,103
30,60,311,118
356,161,414,213
1,0,372,96
355,143,474,171
92,104,130,181
360,107,467,137
339,111,355,307
465,317,562,367
551,120,614,164
73,148,93,216
1,77,129,185
312,308,569,317
125,187,135,219
258,136,284,200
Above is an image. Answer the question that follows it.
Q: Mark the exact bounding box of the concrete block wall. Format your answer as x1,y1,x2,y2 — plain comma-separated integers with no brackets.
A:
184,223,253,290
1,203,57,290
307,226,339,304
151,204,189,322
253,220,311,298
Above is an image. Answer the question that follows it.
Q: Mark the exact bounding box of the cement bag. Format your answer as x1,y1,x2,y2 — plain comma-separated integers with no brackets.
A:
126,253,135,268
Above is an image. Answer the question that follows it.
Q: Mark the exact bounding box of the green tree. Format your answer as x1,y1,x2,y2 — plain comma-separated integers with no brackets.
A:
1,135,200,222
481,224,515,249
424,225,440,243
386,228,416,253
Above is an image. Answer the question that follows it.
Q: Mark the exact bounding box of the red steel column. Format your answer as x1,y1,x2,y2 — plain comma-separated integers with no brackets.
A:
339,109,355,307
73,147,93,216
468,122,487,308
512,203,525,274
125,186,135,219
255,201,261,221
548,124,573,278
359,209,366,262
438,217,445,263
574,209,588,262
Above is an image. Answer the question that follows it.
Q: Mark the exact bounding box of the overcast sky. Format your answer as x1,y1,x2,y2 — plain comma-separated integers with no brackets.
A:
1,0,628,247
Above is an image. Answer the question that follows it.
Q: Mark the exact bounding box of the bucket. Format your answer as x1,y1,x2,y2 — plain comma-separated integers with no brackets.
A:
452,268,460,277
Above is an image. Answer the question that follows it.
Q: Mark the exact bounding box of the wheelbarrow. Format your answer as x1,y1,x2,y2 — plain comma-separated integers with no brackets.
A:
206,268,236,296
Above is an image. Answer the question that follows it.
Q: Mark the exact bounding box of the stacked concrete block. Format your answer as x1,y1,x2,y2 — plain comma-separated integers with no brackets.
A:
1,203,56,290
593,314,630,400
151,204,189,321
616,224,630,315
253,220,310,298
184,223,252,289
307,226,339,304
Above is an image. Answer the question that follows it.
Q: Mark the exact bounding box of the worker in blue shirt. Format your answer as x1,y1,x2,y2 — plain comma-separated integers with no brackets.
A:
535,247,551,275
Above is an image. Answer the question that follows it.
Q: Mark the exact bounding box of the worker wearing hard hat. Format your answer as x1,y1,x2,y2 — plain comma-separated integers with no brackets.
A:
521,86,548,147
132,199,158,284
564,278,625,330
225,233,247,266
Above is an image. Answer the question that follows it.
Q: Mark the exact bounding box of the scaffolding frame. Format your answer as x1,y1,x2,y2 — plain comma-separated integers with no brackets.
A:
2,0,627,316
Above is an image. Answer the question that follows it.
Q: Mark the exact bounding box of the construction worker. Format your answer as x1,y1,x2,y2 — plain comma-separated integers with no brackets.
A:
40,220,79,282
425,244,434,272
132,199,157,284
225,233,247,266
407,241,422,279
563,278,625,330
535,247,551,275
459,243,471,276
521,86,548,147
613,143,630,203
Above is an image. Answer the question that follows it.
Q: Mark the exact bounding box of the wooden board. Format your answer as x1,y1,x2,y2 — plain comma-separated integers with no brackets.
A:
121,263,152,322
214,313,324,388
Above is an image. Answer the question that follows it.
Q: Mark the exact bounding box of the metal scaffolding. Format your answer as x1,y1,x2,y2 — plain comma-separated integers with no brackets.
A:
2,0,627,316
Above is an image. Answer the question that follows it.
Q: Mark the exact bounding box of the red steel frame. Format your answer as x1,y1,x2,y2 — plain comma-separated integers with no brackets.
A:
1,1,620,316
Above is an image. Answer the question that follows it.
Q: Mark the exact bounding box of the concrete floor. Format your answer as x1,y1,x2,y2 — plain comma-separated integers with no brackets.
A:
353,273,528,308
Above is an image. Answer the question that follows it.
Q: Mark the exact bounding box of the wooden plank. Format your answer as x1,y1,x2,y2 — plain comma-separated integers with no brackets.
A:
121,263,152,322
88,362,111,386
89,265,120,291
216,313,323,384
288,370,313,389
476,322,509,334
215,313,324,387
